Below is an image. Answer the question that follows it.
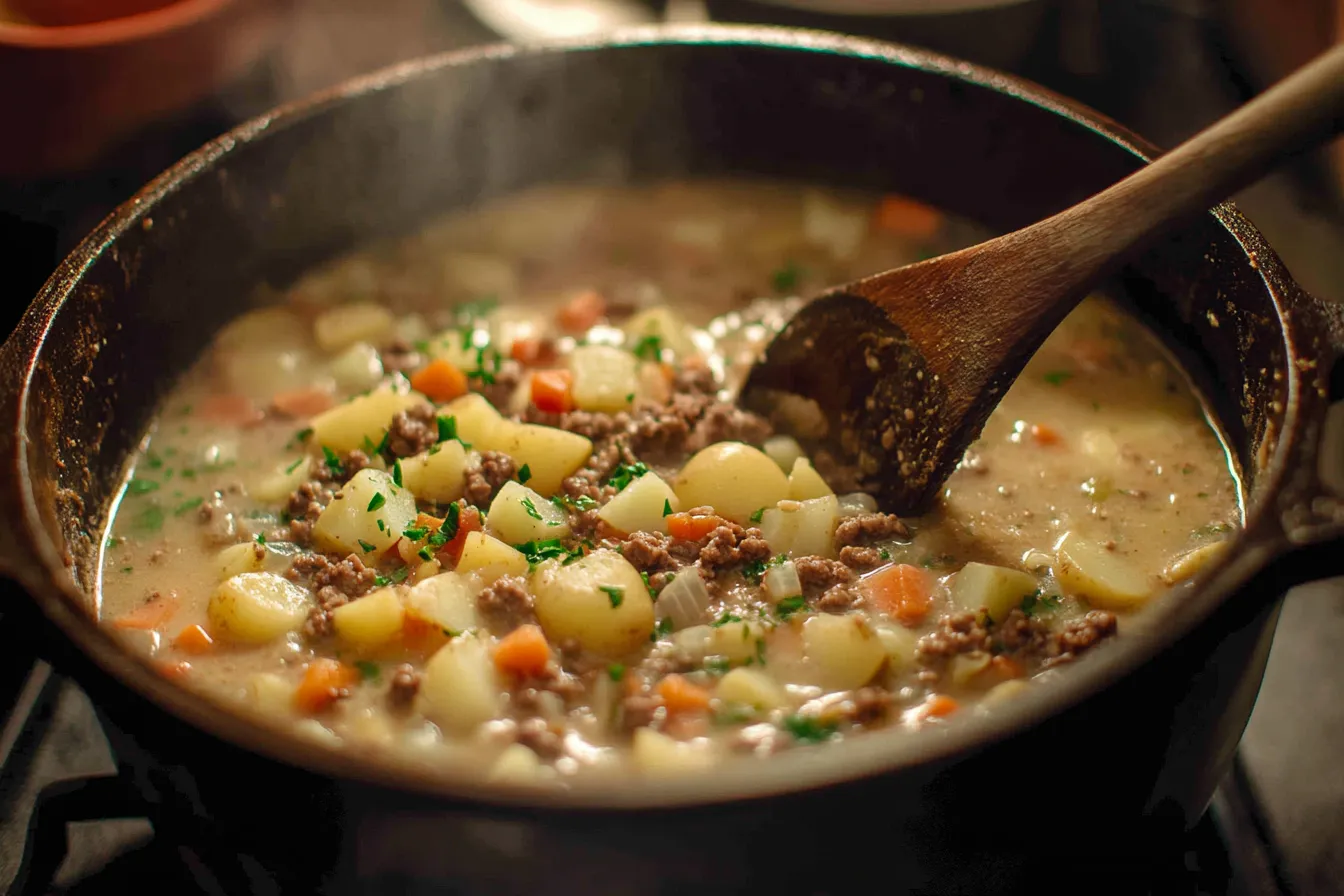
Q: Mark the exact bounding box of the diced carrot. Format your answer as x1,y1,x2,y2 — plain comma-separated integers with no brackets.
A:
909,694,960,722
174,624,215,655
656,674,712,715
873,195,943,239
556,290,606,332
861,563,933,626
493,624,553,678
410,358,469,403
530,369,575,414
402,611,451,653
271,387,334,418
666,512,727,542
510,337,557,367
199,394,265,427
981,655,1025,685
114,592,181,630
415,511,445,529
156,660,192,680
1030,423,1061,446
439,506,483,565
293,658,360,714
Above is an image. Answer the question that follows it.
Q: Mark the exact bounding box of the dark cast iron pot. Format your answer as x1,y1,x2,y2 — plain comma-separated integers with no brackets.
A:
1,25,1342,896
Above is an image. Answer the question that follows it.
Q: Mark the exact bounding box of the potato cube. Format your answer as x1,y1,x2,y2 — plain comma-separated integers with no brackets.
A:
707,620,767,663
483,421,592,497
487,480,570,544
329,341,384,392
439,393,505,447
209,572,309,644
787,458,834,500
531,550,654,656
632,728,715,775
622,306,698,359
313,468,417,556
673,442,789,525
406,572,481,635
1161,540,1231,584
331,588,405,648
597,472,679,535
763,435,804,472
1056,532,1154,610
250,456,312,503
569,344,638,413
790,495,839,558
873,622,918,672
314,303,394,352
400,439,469,504
716,667,788,711
215,541,265,581
488,743,551,785
416,637,503,734
949,562,1039,622
801,614,885,691
309,386,425,454
456,532,530,584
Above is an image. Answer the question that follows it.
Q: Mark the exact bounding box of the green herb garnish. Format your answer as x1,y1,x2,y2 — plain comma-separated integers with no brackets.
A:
172,497,203,516
651,617,674,641
1021,590,1063,617
775,595,807,620
704,656,732,675
402,526,430,541
516,538,578,567
127,478,160,496
600,585,624,608
518,464,532,484
255,532,267,545
389,567,411,584
355,660,381,682
521,497,543,521
631,334,663,361
1043,370,1074,386
392,459,404,487
783,714,838,743
132,505,165,535
771,260,802,293
640,570,656,598
284,457,305,475
749,507,765,523
607,663,625,682
552,494,599,512
662,499,673,518
357,539,377,553
367,493,386,512
321,445,344,477
287,426,313,449
711,612,743,628
606,462,649,491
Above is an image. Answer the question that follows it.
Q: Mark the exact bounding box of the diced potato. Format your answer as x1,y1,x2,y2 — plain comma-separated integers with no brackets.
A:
949,651,992,687
670,624,713,660
309,386,426,454
488,480,571,543
569,344,638,413
762,560,802,602
787,458,833,500
247,672,294,716
950,562,1039,622
488,743,549,785
219,347,322,400
329,342,384,392
873,622,918,672
250,456,312,503
406,572,481,634
716,667,788,711
763,435,804,472
983,679,1031,705
597,472,679,535
1162,540,1232,584
759,505,798,556
801,614,885,691
632,728,715,775
456,532,530,584
623,306,698,359
440,393,505,446
673,442,789,525
312,468,417,556
1056,532,1155,610
790,495,839,558
313,303,395,352
531,550,654,656
331,588,405,648
423,330,482,371
399,440,469,504
209,572,309,644
217,306,309,351
417,637,503,734
483,421,591,497
707,620,767,662
215,541,266,580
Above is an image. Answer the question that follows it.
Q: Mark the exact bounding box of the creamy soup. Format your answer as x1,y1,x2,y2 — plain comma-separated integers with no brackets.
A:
98,181,1239,781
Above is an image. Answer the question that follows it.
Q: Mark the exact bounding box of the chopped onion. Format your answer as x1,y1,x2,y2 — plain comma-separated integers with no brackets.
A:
763,435,804,472
762,561,802,603
657,571,710,631
837,492,879,517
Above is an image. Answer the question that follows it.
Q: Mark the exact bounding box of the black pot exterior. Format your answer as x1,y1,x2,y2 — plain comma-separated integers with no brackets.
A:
1,28,1339,893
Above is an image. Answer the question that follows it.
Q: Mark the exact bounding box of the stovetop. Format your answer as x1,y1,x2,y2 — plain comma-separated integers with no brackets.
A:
1,1,1342,893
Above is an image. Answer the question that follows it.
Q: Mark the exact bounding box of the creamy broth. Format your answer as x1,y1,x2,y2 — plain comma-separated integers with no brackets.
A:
98,181,1239,781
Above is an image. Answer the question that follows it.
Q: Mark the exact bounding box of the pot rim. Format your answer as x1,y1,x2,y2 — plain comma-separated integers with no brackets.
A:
5,23,1310,812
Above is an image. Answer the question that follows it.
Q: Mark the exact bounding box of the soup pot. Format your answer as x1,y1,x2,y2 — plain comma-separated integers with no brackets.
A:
1,25,1341,896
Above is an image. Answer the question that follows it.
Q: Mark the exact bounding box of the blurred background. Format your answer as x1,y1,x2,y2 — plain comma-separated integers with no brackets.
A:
0,1,1340,894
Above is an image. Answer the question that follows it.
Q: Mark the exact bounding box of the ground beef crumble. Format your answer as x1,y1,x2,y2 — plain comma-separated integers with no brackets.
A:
462,450,517,508
618,530,677,572
314,449,371,485
794,556,855,593
477,575,534,633
387,403,438,458
388,663,421,708
815,583,861,613
916,607,1119,674
288,553,380,638
839,545,885,571
834,512,909,547
697,521,771,574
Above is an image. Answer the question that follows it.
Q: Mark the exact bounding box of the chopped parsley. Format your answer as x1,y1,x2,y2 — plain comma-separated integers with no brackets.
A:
640,570,656,598
287,426,313,449
126,478,160,496
783,714,838,744
662,499,673,518
355,660,381,682
440,502,462,541
552,494,599,512
377,519,386,532
284,457,305,475
357,539,377,553
143,450,164,470
521,497,543,521
452,297,499,325
749,507,765,523
1043,370,1075,386
743,553,788,583
771,260,803,293
1021,590,1063,617
131,505,165,535
436,415,469,446
321,445,344,477
367,493,386,512
775,595,808,620
516,538,579,567
631,334,663,361
465,347,503,385
402,526,430,541
607,663,625,682
518,464,532,485
753,637,768,666
418,545,435,562
172,497,203,516
392,459,404,487
390,566,411,584
651,617,674,641
606,461,649,491
600,585,625,608
255,532,267,545
879,548,891,560
704,656,732,675
711,612,743,628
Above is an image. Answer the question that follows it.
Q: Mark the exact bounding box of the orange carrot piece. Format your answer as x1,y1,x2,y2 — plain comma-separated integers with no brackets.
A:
530,369,575,414
1029,423,1061,446
402,611,451,653
271,387,334,418
657,674,712,715
174,623,215,655
666,512,726,542
493,624,553,677
113,592,181,631
984,655,1025,684
439,506,483,565
156,660,192,680
199,394,265,427
510,336,557,367
294,658,360,714
556,290,606,332
410,358,469,403
873,195,943,239
862,563,933,626
910,694,960,722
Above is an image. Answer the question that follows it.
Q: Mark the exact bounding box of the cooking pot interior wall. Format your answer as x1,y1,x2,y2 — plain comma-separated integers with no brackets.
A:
31,41,1284,588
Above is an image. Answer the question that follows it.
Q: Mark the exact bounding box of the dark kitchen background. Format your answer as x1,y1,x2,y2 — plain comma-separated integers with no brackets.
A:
0,1,1341,893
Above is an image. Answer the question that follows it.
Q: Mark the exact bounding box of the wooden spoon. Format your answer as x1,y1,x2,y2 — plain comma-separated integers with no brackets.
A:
741,44,1344,515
